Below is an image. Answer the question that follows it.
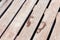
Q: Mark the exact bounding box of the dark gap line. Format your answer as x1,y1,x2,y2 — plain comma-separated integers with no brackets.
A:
14,9,33,40
0,0,26,38
0,0,2,2
35,0,39,5
58,8,60,12
14,0,39,40
46,0,52,8
0,0,14,18
47,8,60,40
47,18,56,40
30,13,44,40
30,0,52,39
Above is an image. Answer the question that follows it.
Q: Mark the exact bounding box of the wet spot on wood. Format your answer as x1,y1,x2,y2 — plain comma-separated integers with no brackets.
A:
37,22,46,33
27,16,34,27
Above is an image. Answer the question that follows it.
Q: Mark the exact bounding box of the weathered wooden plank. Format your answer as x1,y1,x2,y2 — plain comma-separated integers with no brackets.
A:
0,0,25,36
50,13,60,40
0,0,6,7
15,0,50,40
33,0,60,40
0,0,37,40
0,0,12,16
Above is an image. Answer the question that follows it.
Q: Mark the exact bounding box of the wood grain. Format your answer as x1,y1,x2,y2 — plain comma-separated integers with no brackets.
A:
0,0,60,40
0,0,25,36
0,0,37,40
16,0,49,40
33,0,60,40
50,13,60,40
0,0,12,16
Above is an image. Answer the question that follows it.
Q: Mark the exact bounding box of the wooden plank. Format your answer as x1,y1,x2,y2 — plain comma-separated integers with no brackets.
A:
50,13,60,40
33,0,60,40
0,0,25,36
0,0,12,16
0,0,6,7
15,0,50,40
0,0,37,40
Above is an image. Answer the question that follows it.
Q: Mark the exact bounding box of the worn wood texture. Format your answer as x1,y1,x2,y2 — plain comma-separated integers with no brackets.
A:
33,0,60,40
16,0,49,40
50,13,60,40
0,0,12,16
0,0,60,40
0,0,25,36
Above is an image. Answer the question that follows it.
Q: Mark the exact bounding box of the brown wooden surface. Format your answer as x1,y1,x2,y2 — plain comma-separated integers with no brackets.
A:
0,0,60,40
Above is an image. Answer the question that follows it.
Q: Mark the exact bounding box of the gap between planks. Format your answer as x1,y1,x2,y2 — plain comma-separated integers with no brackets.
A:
0,0,12,16
0,0,25,37
0,0,37,40
33,0,60,40
15,0,49,40
50,12,60,40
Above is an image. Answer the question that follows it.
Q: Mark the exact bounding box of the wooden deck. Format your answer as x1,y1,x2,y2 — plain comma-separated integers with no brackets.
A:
0,0,60,40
